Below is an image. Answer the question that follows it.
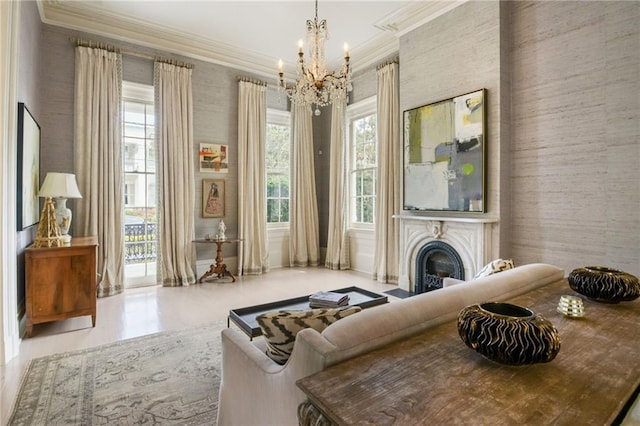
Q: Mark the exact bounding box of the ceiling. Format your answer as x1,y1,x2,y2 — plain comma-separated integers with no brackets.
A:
38,0,465,79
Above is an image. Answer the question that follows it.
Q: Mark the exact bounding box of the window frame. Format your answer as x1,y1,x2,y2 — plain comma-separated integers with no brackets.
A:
122,81,157,288
266,108,291,229
347,96,377,230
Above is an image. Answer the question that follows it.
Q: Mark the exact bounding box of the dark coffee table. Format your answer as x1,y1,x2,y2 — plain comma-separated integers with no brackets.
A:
228,286,388,339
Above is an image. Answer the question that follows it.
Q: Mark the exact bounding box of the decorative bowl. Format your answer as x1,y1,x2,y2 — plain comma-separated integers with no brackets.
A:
457,302,561,365
568,266,640,304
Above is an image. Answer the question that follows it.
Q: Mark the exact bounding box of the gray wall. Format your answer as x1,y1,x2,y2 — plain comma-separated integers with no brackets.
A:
398,0,639,276
509,1,639,275
16,0,44,313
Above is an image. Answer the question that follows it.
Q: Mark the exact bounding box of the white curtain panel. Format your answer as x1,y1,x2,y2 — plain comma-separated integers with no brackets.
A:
325,98,350,270
73,46,125,297
237,79,268,274
289,103,319,267
373,61,400,283
154,62,196,286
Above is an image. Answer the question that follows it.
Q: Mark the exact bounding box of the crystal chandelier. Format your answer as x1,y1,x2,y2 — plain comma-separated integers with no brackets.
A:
278,0,352,116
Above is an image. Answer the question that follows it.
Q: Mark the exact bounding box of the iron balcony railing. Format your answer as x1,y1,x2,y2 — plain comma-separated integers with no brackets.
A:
124,223,157,264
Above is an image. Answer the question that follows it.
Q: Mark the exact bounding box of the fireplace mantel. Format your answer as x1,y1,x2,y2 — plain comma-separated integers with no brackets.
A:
394,214,499,293
393,214,499,224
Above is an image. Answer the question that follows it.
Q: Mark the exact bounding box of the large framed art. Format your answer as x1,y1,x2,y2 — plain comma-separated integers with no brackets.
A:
403,89,486,213
17,103,41,230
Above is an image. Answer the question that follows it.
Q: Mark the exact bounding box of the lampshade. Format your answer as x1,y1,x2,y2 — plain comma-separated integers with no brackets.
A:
38,172,82,199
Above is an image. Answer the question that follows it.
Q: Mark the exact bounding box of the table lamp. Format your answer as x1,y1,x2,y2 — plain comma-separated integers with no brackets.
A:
35,172,82,246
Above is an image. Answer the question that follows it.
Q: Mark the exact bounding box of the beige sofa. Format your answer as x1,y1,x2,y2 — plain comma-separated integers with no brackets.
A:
216,263,565,426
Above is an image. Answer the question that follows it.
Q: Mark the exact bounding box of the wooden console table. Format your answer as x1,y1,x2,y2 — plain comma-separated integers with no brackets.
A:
193,238,241,283
297,279,640,425
25,236,98,337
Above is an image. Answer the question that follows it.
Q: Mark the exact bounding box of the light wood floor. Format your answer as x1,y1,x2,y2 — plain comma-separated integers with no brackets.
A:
0,267,396,424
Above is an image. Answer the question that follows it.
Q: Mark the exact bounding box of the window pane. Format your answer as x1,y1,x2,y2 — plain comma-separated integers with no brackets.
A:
267,174,278,197
267,199,278,223
363,197,374,223
124,102,146,123
281,177,290,197
281,199,289,222
355,171,363,195
363,170,375,196
146,142,156,173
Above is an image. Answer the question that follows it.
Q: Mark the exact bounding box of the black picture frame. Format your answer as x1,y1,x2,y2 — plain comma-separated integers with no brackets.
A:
17,102,41,230
403,89,486,213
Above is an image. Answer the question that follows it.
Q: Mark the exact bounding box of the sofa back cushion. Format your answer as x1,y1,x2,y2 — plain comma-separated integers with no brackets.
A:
257,306,361,365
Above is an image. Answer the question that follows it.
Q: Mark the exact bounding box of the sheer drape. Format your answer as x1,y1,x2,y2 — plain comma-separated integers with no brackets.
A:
154,62,196,286
237,79,268,274
289,104,319,267
325,98,350,270
373,61,400,283
74,46,124,297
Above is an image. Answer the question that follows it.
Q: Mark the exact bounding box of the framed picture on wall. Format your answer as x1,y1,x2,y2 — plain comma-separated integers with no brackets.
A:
17,103,41,230
199,143,228,173
403,88,486,213
202,179,225,218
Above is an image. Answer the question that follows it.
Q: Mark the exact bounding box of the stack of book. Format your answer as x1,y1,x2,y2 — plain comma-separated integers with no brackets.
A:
309,291,350,308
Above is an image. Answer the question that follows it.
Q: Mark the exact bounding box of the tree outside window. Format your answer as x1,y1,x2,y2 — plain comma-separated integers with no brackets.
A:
266,116,290,224
351,113,377,225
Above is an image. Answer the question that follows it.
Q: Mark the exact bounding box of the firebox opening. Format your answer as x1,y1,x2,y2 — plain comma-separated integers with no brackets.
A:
415,241,464,294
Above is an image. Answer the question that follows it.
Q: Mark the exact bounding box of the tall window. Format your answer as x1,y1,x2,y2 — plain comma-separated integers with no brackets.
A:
266,109,291,225
349,97,377,226
122,82,157,287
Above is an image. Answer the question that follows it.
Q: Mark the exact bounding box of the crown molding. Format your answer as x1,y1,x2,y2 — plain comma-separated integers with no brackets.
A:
39,0,465,79
374,0,469,37
39,0,280,78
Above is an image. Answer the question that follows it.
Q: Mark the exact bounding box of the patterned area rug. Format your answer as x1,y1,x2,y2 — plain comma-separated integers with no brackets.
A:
9,322,225,425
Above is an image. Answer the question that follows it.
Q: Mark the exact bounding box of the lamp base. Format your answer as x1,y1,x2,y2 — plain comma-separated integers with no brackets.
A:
60,234,72,245
33,197,64,249
34,236,65,248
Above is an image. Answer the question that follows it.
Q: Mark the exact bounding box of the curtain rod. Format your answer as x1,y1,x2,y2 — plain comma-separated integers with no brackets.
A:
69,36,194,69
377,56,399,71
236,76,267,86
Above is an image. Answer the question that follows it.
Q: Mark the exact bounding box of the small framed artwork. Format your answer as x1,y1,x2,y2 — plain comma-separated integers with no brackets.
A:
203,179,225,218
199,143,228,173
17,103,41,230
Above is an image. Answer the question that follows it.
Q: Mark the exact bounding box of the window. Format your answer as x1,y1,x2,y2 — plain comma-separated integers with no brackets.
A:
348,97,377,226
122,81,157,287
266,109,291,225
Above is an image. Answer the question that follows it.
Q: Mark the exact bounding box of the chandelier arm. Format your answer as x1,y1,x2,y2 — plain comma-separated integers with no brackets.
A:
277,0,352,113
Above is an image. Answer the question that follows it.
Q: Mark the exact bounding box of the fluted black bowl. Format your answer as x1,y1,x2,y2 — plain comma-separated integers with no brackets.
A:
568,266,640,304
457,302,561,366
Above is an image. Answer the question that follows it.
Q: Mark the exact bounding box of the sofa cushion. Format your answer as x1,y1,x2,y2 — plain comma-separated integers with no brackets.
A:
256,306,361,365
474,258,515,279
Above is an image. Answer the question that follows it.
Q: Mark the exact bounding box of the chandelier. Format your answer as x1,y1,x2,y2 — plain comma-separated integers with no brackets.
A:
278,0,352,116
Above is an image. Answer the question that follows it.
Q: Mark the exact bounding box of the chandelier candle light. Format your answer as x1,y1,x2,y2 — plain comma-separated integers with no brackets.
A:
278,0,352,116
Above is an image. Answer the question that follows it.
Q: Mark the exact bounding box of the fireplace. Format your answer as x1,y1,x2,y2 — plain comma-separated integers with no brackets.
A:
415,241,464,294
395,214,499,293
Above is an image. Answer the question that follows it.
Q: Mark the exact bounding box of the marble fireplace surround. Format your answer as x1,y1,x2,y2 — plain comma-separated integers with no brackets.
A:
396,214,499,293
